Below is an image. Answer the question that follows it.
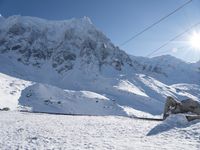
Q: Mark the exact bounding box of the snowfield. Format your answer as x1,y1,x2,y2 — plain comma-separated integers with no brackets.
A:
0,73,32,110
0,111,200,150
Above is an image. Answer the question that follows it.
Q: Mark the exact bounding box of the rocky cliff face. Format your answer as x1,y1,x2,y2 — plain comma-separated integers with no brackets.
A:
0,15,133,73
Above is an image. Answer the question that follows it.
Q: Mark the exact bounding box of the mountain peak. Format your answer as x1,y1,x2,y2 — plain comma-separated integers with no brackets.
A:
82,16,93,24
0,15,133,73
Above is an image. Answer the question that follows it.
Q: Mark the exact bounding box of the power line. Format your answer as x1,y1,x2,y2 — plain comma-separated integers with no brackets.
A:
146,22,200,57
120,0,193,47
151,45,187,56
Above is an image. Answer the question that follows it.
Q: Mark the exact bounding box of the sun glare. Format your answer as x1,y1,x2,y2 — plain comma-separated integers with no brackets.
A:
188,31,200,50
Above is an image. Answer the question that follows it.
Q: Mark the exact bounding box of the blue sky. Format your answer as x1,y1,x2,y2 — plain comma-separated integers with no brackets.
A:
0,0,200,62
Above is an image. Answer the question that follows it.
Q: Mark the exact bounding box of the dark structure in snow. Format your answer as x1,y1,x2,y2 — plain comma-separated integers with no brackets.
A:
163,96,200,121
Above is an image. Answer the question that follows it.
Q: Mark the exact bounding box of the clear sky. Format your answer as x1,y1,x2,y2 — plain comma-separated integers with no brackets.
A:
0,0,200,62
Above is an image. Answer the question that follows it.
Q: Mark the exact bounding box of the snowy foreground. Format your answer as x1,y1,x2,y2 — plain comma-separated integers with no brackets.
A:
0,112,200,150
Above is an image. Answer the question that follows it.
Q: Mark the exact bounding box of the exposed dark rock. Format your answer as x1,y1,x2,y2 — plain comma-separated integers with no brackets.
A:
8,23,26,35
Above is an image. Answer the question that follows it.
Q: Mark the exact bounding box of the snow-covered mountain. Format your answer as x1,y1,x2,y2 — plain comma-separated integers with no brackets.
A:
130,55,200,84
0,15,132,73
0,15,199,117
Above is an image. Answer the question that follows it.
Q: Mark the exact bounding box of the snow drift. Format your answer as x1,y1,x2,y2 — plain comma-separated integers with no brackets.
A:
147,114,200,136
19,83,126,116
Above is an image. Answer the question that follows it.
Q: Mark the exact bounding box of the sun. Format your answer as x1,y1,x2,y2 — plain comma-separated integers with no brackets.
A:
188,31,200,50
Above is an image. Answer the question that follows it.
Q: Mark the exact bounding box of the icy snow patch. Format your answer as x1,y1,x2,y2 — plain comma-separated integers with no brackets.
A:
122,106,162,118
114,80,148,97
80,91,109,100
147,114,189,136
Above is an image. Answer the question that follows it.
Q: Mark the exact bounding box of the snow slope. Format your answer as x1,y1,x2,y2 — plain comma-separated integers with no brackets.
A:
0,71,199,117
19,83,126,116
0,73,31,110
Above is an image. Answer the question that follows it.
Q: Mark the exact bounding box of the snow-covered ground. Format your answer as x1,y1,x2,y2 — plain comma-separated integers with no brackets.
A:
0,71,199,117
0,111,199,150
0,73,32,110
